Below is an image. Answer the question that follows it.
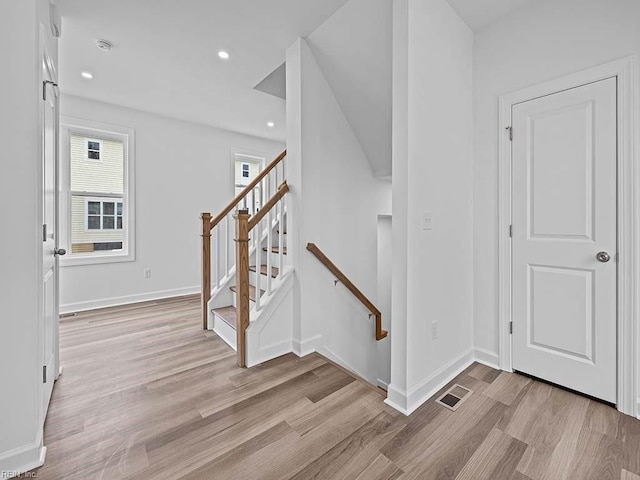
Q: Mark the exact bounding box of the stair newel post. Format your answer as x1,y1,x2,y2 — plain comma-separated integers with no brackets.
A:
200,212,212,330
235,209,251,367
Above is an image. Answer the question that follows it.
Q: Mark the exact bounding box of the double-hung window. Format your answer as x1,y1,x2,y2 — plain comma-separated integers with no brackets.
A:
59,118,135,265
86,199,123,231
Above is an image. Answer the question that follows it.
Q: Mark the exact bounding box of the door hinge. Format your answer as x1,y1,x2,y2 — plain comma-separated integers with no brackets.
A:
42,80,58,101
43,224,47,242
506,126,513,141
509,321,513,334
509,224,513,238
42,365,47,383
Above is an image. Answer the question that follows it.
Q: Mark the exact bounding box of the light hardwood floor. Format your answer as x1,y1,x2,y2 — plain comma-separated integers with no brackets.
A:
30,295,640,479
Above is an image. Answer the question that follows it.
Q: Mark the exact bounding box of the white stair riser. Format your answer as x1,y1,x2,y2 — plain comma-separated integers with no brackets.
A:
249,271,276,285
231,292,256,309
212,313,237,350
265,252,287,267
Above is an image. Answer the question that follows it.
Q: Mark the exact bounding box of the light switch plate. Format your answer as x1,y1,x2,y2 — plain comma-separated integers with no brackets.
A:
423,212,433,230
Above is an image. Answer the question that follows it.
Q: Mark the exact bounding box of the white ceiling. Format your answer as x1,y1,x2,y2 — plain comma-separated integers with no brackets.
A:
57,0,351,142
446,0,535,31
56,0,535,155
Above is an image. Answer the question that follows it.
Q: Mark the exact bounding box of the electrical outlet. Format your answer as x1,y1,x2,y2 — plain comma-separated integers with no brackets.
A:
144,268,151,279
431,321,438,340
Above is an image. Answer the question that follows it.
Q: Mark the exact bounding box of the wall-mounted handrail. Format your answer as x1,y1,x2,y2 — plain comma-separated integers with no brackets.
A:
210,149,287,230
306,243,388,341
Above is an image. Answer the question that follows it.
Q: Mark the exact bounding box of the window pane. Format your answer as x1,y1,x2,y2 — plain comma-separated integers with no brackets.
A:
68,131,128,258
88,201,100,215
87,216,101,230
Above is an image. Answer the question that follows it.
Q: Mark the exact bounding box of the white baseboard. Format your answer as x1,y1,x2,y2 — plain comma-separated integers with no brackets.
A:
636,398,640,420
292,334,322,357
473,347,500,370
316,346,376,384
377,379,390,390
60,286,200,314
385,384,410,415
0,436,46,479
385,349,475,416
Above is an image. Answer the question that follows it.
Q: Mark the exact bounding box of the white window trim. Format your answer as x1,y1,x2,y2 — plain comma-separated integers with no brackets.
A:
59,116,136,266
85,137,103,162
232,151,265,189
83,196,124,232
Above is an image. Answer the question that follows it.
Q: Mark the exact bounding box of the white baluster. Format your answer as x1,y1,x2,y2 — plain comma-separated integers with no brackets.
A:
213,226,220,289
278,198,284,273
251,189,256,216
255,217,261,312
224,214,230,278
266,208,273,295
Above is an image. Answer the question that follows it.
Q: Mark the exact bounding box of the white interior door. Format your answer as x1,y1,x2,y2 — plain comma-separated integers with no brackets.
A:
511,77,617,403
42,64,60,415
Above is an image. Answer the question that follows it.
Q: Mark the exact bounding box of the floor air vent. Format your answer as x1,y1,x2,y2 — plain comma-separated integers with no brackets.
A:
436,384,472,411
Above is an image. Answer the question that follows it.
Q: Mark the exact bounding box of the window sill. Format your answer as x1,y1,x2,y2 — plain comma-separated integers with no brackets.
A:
60,252,135,267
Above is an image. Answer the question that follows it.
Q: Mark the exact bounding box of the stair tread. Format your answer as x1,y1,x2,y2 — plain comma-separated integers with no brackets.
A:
230,284,265,302
212,306,237,329
263,246,287,255
249,265,279,278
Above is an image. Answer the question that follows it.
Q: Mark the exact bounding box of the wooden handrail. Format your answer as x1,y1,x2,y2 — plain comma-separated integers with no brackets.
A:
306,243,388,341
210,149,287,230
248,182,289,231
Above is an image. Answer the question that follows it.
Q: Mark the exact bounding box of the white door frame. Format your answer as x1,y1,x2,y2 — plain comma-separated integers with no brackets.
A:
498,56,639,418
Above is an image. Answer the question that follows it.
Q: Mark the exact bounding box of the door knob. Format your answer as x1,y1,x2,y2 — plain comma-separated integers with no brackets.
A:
54,248,66,256
596,251,611,263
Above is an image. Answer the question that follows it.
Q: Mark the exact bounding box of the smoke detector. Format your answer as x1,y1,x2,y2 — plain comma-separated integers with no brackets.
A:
96,39,113,52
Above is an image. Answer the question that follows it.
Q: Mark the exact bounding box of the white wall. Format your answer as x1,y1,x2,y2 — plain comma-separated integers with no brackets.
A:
388,0,474,414
286,38,392,383
377,216,392,387
59,95,284,312
0,0,57,474
307,0,393,178
473,0,640,366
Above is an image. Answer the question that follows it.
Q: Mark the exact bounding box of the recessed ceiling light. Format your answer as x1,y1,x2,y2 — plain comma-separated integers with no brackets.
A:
218,51,230,60
267,122,275,128
81,72,94,79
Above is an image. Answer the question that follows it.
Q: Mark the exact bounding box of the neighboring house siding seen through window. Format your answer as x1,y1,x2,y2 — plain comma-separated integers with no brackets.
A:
70,134,124,253
59,119,135,265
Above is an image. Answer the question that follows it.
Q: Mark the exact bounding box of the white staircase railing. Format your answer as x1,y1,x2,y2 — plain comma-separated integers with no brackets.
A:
201,150,288,366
